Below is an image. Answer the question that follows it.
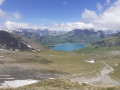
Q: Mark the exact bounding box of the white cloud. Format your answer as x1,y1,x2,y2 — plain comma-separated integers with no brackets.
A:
0,9,7,20
12,12,21,20
0,9,22,22
0,0,21,22
82,9,98,23
105,0,111,5
97,3,103,11
4,21,96,31
82,0,120,31
48,22,94,31
5,21,46,30
114,0,120,5
0,0,5,6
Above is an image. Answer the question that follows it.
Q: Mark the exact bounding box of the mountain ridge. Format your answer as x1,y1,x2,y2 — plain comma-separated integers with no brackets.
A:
92,32,120,47
0,30,48,51
12,29,108,45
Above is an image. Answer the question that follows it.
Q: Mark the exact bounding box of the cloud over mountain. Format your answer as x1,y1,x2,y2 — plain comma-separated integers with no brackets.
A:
1,0,120,31
5,21,45,30
82,0,120,31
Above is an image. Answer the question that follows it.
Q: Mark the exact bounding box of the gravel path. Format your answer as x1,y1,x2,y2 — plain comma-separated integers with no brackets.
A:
70,61,120,87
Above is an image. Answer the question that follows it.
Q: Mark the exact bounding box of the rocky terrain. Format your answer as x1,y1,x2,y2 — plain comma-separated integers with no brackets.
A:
0,31,47,51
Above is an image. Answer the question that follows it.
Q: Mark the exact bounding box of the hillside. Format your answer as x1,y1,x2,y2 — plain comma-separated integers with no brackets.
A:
0,31,47,51
75,32,120,54
92,32,120,47
74,32,120,85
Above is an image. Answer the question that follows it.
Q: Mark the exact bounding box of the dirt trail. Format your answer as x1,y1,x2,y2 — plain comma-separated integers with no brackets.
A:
70,61,120,87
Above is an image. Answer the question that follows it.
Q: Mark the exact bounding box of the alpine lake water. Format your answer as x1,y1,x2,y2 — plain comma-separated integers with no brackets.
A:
49,43,88,51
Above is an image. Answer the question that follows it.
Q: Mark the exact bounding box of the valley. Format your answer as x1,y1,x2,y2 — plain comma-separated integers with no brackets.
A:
0,31,119,90
1,0,120,89
0,47,120,89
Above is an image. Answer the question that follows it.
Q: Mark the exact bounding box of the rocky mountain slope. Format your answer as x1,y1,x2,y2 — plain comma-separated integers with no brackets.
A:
0,31,48,51
60,29,107,44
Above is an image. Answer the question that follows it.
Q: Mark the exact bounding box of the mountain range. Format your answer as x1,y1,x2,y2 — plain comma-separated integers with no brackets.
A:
12,29,108,46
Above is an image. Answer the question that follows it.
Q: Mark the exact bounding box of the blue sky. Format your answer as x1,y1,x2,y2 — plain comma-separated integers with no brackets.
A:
1,0,108,24
0,0,120,31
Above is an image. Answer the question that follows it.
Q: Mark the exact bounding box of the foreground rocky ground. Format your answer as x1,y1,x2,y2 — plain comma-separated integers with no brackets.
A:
70,61,120,87
1,79,120,90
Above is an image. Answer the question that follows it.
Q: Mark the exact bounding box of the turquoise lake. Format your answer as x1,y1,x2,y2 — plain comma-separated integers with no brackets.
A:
49,43,88,51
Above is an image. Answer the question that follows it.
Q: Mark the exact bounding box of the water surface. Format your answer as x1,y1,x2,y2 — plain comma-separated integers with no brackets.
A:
50,43,88,51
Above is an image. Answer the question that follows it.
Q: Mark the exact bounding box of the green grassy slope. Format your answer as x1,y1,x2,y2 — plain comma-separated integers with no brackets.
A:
6,50,103,74
74,32,120,81
74,32,120,54
92,33,120,47
0,49,106,90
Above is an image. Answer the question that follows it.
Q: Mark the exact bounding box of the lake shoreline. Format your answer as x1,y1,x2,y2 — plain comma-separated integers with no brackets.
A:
49,43,88,51
46,43,89,47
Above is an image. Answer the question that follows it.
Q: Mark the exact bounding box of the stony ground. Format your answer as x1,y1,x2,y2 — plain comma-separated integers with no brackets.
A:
70,61,120,87
0,49,120,89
